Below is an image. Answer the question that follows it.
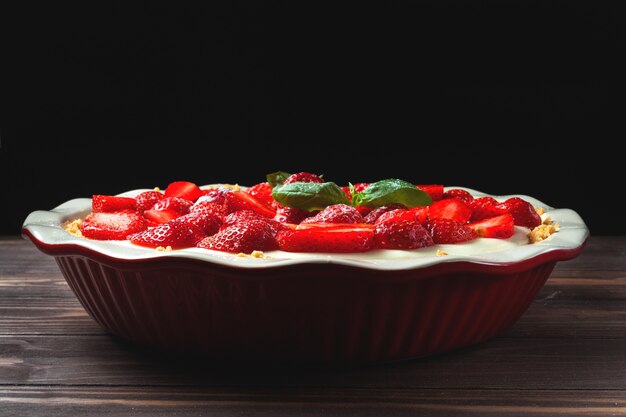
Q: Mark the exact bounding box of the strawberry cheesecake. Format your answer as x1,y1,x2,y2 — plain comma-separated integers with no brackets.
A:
66,172,559,256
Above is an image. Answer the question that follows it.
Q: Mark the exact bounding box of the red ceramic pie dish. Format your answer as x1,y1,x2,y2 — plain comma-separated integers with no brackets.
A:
22,187,588,363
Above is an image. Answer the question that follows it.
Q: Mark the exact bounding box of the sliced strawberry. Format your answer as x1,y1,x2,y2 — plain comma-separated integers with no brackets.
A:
164,181,203,202
341,186,352,201
375,207,429,225
135,191,164,212
81,210,146,240
151,197,193,214
276,224,373,253
128,218,204,249
92,195,137,213
199,188,227,205
189,201,226,218
469,213,515,239
428,198,472,223
443,189,473,201
497,197,542,228
197,219,277,254
467,197,508,221
363,204,406,224
425,219,478,244
223,190,276,218
177,212,222,236
301,204,363,224
246,182,274,206
417,184,444,201
283,172,323,184
374,220,433,249
222,210,282,234
143,209,180,225
274,206,315,224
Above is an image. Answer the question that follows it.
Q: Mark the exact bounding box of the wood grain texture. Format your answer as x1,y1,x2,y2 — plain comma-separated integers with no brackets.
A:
2,387,626,417
1,235,625,416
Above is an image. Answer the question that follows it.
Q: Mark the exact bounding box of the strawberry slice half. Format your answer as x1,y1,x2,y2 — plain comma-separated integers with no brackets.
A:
425,219,478,244
467,197,508,221
143,209,180,225
497,197,542,228
374,220,434,250
428,198,472,223
164,181,203,202
92,195,137,213
81,210,146,240
128,217,205,249
417,184,444,201
224,190,276,218
443,189,473,201
197,219,277,254
469,213,515,239
276,223,374,253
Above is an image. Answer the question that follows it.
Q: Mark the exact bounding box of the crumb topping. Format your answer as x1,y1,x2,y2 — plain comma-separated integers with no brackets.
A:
535,207,546,216
63,218,84,237
153,187,161,192
436,250,448,256
528,224,558,243
236,251,267,258
156,246,173,252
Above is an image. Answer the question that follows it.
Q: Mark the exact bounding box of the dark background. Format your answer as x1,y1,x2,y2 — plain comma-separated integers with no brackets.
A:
1,1,622,234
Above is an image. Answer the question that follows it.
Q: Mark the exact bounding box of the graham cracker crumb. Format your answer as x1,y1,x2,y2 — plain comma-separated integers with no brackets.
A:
64,218,84,237
543,216,552,225
528,224,557,243
236,250,267,258
436,250,448,256
153,187,161,192
535,207,546,216
156,246,173,252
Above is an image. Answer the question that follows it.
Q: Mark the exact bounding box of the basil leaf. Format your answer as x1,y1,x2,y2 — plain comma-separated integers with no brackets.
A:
272,182,350,211
352,179,432,208
266,171,292,188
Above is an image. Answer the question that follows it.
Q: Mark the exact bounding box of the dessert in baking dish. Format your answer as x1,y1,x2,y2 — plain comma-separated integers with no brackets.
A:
67,172,559,255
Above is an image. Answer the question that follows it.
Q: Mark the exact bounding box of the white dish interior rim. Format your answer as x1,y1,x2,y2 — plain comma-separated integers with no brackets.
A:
22,186,589,271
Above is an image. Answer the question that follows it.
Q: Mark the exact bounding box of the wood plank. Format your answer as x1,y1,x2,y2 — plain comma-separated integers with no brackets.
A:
2,295,626,339
1,386,626,417
2,335,626,389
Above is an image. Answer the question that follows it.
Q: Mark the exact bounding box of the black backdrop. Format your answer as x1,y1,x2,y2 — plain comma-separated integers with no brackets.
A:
1,2,622,234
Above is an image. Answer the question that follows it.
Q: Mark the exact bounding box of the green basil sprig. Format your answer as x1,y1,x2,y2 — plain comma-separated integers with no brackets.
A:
270,177,432,211
266,171,292,188
272,182,350,211
352,179,432,208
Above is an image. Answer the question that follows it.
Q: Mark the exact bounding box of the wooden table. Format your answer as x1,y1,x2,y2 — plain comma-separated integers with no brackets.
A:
1,235,625,416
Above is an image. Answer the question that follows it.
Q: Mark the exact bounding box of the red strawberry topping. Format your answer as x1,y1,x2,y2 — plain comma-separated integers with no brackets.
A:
128,217,205,249
246,182,274,206
197,219,277,254
374,220,434,249
81,210,146,240
223,190,276,218
189,201,226,218
417,184,444,201
177,212,222,236
276,224,374,253
428,198,472,223
151,197,193,214
222,210,282,234
363,204,406,224
199,188,227,205
375,207,429,225
273,206,315,224
143,209,180,225
443,189,473,201
497,197,542,228
92,195,137,213
301,204,363,224
164,181,203,202
467,197,508,221
469,213,515,239
135,191,164,212
425,219,478,244
283,172,323,184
